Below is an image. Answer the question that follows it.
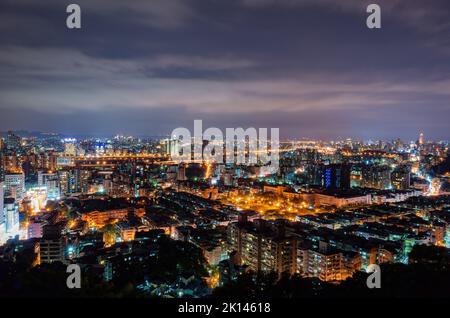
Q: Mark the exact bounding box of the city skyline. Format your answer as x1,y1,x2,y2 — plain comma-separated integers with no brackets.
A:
0,129,444,144
1,0,450,140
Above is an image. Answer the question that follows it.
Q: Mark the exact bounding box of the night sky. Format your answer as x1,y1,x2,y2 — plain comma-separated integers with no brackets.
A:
0,0,449,140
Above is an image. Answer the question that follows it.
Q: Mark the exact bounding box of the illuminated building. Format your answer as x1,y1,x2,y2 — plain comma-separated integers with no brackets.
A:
431,222,446,246
263,185,287,196
45,176,61,200
39,225,67,264
313,191,371,208
375,247,395,264
163,137,180,156
38,171,55,187
391,166,411,190
228,216,297,277
5,131,21,152
40,236,67,264
103,179,113,195
81,208,144,227
203,244,226,266
321,164,351,189
177,164,186,181
38,171,60,200
4,172,25,202
362,165,391,190
26,187,47,213
0,149,4,181
229,217,362,281
58,170,75,194
305,164,322,186
4,198,19,236
28,221,44,239
418,132,424,146
37,151,58,171
56,156,75,167
108,181,132,198
0,182,4,241
3,154,21,172
117,223,137,242
58,169,90,194
306,249,342,281
63,138,77,156
82,209,129,227
293,189,371,209
350,165,362,188
429,178,441,196
297,243,361,282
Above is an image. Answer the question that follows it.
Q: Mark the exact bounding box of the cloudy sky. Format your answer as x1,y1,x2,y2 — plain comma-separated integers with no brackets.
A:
0,0,449,140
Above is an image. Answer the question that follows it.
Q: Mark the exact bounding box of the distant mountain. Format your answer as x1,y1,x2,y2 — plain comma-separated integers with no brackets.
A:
0,131,167,140
0,130,61,138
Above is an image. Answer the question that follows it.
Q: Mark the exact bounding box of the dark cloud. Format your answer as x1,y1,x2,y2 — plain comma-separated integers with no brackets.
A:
0,0,449,140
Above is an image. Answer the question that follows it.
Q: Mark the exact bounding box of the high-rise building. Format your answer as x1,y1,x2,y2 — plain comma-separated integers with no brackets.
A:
0,147,4,182
38,171,60,200
3,154,21,173
0,182,4,238
163,138,181,156
350,165,363,188
40,236,67,264
5,131,21,152
321,164,351,189
362,165,391,190
305,164,322,186
40,224,67,264
58,169,90,194
297,243,361,282
46,176,61,200
4,172,25,202
38,150,58,171
58,170,72,194
391,166,411,190
4,198,19,235
28,221,44,239
306,248,343,281
228,217,297,277
418,132,424,146
177,164,186,181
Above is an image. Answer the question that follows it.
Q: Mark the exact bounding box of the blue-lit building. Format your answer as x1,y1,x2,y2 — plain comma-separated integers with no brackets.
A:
322,164,351,189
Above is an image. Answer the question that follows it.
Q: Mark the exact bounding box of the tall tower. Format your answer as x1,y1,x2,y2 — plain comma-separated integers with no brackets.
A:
0,181,4,226
418,132,424,146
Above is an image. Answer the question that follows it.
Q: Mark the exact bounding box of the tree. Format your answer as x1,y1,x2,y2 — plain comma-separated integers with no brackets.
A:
101,223,120,247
